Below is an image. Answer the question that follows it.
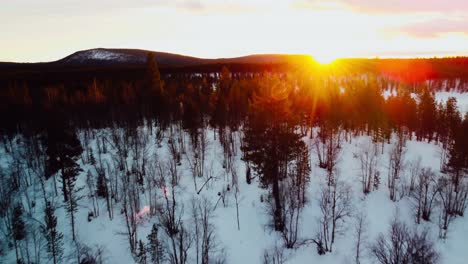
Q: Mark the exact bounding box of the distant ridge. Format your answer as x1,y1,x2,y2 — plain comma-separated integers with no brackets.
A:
56,48,208,67
1,48,467,81
0,48,312,68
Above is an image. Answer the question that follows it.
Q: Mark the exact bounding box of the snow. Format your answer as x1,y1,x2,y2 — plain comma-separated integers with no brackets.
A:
383,89,468,114
435,91,468,114
66,49,142,63
1,93,468,264
382,89,397,99
86,49,130,61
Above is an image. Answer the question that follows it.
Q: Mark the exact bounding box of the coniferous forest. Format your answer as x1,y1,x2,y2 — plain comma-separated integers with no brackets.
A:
1,53,468,264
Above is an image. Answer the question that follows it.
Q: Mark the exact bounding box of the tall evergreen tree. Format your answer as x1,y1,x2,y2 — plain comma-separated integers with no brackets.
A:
64,159,83,241
417,87,437,141
211,66,231,128
42,202,63,264
137,240,147,264
88,148,96,165
96,170,108,198
447,113,468,191
242,83,307,232
45,118,83,240
12,204,26,264
147,224,164,264
146,53,162,94
146,52,164,113
45,120,84,202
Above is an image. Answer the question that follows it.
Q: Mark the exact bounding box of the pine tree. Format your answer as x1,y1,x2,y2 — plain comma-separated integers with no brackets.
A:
42,202,63,264
45,120,84,202
444,98,460,138
146,52,163,110
102,137,107,154
211,66,231,128
137,240,147,264
147,224,164,264
89,148,96,165
242,83,307,232
447,113,468,192
417,87,437,141
64,160,83,241
96,170,108,198
45,120,83,241
12,204,26,264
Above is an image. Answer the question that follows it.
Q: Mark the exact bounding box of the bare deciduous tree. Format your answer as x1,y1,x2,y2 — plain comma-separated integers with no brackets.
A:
314,125,342,186
353,210,367,264
371,216,439,264
278,178,302,249
437,176,454,239
408,157,422,193
388,132,406,201
157,162,192,264
453,181,468,217
410,168,438,223
357,138,380,195
313,175,352,254
121,168,140,253
262,244,287,264
191,197,226,264
187,127,209,191
144,159,159,216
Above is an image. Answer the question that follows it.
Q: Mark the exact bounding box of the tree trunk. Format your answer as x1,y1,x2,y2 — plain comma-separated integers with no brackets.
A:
71,200,76,241
272,174,283,232
62,173,68,202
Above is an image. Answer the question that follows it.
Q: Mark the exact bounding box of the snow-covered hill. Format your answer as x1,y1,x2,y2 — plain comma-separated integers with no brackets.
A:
59,48,146,65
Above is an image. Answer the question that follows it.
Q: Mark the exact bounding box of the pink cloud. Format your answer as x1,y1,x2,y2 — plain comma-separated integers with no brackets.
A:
389,19,468,38
342,0,468,14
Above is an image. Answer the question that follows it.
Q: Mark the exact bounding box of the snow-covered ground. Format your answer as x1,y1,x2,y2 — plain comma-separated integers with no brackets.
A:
2,131,467,264
1,93,468,264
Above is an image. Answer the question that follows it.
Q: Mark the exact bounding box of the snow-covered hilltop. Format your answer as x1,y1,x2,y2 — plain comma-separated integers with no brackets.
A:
73,49,140,62
59,48,146,65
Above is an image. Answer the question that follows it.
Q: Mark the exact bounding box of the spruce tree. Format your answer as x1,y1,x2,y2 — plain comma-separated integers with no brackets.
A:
417,88,437,141
12,204,26,264
242,84,307,232
447,113,468,191
45,119,83,241
45,120,83,202
88,148,96,165
146,52,163,112
146,53,162,95
42,202,63,264
137,240,147,264
64,160,83,241
96,171,108,198
147,224,164,264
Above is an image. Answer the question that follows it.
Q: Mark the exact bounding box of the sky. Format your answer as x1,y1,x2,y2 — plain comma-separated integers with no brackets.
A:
1,0,467,62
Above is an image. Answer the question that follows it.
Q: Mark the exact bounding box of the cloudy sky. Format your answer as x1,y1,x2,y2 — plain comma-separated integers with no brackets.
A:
1,0,467,62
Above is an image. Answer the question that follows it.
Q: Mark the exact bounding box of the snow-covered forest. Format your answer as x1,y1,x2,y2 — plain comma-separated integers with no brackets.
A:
1,60,468,264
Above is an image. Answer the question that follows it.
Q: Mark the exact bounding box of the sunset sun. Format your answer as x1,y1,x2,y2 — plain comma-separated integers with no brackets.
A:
314,53,338,65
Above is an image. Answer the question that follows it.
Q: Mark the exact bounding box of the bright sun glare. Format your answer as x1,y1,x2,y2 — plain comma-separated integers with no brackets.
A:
313,53,338,65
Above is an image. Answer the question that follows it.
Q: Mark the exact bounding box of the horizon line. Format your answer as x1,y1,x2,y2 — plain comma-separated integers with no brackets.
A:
2,47,468,64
